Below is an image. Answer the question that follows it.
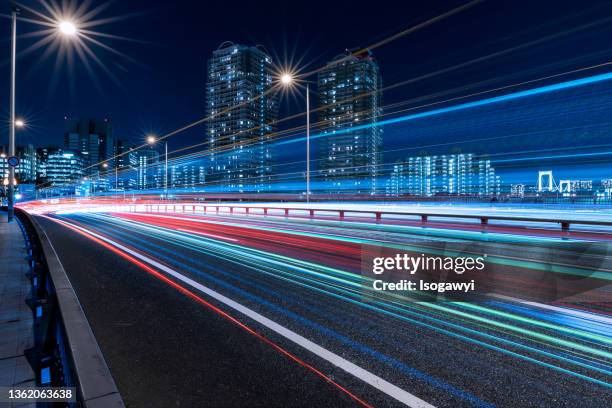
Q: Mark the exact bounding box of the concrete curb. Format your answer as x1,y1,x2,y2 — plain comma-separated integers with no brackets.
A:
19,209,124,407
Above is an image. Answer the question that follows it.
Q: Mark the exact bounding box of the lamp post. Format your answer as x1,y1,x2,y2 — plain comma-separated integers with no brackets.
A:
6,5,77,222
7,7,18,222
147,136,168,199
280,73,310,203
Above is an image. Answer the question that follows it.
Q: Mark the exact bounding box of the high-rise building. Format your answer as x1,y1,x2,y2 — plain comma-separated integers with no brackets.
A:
1,144,37,184
385,161,406,197
205,42,278,191
36,147,54,184
136,147,160,190
387,153,501,197
64,118,114,175
317,50,383,194
45,149,84,186
114,139,138,190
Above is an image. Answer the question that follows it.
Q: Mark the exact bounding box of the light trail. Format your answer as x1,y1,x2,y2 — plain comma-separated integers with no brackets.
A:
276,71,612,146
113,212,612,282
48,211,612,390
111,212,611,350
46,213,498,406
41,214,434,408
177,228,239,242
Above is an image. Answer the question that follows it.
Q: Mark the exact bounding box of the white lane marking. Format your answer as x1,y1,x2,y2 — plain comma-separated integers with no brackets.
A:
177,228,239,242
50,216,434,408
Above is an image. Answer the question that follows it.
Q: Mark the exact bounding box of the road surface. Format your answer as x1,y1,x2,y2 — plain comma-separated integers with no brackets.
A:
34,209,612,407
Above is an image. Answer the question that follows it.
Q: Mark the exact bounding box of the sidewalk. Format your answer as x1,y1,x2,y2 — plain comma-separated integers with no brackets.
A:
0,212,36,407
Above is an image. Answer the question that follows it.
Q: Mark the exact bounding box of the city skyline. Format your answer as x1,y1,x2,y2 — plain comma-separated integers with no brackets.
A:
2,1,611,149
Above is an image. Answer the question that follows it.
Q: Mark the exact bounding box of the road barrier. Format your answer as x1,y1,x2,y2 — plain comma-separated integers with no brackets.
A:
128,203,612,232
14,208,124,408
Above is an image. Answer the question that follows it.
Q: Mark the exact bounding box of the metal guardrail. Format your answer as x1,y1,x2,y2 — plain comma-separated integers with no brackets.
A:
133,203,612,232
14,208,124,408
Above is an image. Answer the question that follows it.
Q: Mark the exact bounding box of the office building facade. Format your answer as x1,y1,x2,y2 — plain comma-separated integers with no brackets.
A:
1,144,37,184
114,139,138,190
170,164,206,189
136,148,161,190
45,149,84,186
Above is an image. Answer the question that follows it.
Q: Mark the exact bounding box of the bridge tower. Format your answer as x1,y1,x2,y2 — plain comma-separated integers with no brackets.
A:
538,170,554,192
559,180,571,193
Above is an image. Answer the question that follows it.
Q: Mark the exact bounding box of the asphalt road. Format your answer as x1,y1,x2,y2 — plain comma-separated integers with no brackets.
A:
35,211,612,408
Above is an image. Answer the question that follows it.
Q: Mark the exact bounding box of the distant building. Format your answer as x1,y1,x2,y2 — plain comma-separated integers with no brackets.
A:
114,139,138,190
385,162,406,197
36,147,58,184
602,179,612,198
45,149,84,186
570,180,593,193
205,42,278,191
317,50,383,194
64,118,113,175
0,144,37,184
558,179,594,196
170,164,206,188
136,147,160,190
387,153,500,197
510,184,525,198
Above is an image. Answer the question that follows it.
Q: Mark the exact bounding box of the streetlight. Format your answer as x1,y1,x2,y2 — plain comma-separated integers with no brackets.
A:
6,5,78,222
147,135,168,199
279,72,311,203
280,73,293,85
59,21,78,36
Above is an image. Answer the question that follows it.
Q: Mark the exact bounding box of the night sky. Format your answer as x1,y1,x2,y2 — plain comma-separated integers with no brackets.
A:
1,0,612,162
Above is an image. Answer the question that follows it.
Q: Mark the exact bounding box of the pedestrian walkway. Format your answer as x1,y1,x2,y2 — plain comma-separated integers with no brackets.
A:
0,212,36,407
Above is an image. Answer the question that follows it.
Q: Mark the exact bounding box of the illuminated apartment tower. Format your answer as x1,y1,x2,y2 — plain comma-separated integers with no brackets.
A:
401,153,500,197
317,50,383,194
205,42,278,191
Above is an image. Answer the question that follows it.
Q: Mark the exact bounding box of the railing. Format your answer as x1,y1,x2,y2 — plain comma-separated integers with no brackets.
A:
14,208,124,408
124,203,612,232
